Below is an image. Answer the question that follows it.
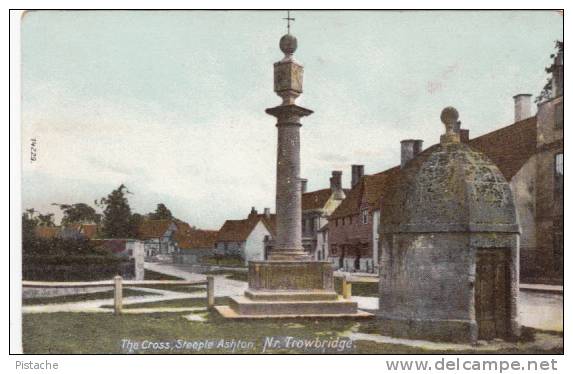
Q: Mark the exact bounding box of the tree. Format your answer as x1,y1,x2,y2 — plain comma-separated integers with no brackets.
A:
129,213,145,235
53,203,101,225
22,212,38,241
535,40,564,104
148,203,173,220
97,184,134,238
37,213,55,227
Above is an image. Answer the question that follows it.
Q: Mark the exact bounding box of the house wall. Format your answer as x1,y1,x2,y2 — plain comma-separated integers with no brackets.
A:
215,241,244,258
509,157,537,279
144,237,176,257
244,221,270,264
315,229,329,261
301,194,344,259
328,202,374,272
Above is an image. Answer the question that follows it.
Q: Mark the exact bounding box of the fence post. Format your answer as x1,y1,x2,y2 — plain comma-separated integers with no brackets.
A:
114,275,123,315
342,276,352,299
207,276,215,308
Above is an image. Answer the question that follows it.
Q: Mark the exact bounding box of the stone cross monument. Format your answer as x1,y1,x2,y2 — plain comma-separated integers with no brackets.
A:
215,23,367,319
265,33,312,261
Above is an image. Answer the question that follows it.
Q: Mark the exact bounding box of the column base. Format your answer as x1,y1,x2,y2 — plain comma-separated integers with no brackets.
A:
267,251,311,261
215,259,372,319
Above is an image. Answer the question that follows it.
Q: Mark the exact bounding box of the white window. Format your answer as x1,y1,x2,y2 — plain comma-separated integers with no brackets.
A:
361,209,369,224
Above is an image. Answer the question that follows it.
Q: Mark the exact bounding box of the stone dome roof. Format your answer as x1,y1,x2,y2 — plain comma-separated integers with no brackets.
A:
380,135,519,235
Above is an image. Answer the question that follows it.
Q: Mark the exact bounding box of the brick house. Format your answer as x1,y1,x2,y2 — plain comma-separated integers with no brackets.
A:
328,166,400,273
215,207,276,265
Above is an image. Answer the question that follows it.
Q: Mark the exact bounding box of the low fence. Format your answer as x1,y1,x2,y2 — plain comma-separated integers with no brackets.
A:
22,276,215,315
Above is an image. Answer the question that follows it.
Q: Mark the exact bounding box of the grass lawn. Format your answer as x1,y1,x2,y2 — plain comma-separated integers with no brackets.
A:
22,297,563,354
200,256,245,267
22,310,354,354
23,288,154,306
139,269,206,292
100,297,231,310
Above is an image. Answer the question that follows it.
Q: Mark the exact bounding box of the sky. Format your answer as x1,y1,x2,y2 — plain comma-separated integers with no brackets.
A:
21,10,563,229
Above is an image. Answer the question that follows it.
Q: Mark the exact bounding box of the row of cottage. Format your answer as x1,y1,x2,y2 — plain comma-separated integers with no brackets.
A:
215,53,563,284
34,220,219,264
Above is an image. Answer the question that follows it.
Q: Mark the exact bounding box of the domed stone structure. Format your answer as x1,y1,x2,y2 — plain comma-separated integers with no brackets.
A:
378,108,520,343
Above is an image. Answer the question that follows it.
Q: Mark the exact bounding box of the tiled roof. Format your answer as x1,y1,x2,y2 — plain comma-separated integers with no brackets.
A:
137,220,175,239
217,214,276,242
330,167,400,218
34,226,60,239
302,189,332,210
79,224,98,239
468,117,537,180
176,229,218,250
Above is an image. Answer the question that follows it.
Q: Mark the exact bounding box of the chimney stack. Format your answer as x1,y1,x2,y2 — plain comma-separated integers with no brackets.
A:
351,165,364,187
400,139,424,168
300,178,308,194
460,129,470,143
513,94,532,122
263,207,271,219
330,170,345,199
249,206,258,219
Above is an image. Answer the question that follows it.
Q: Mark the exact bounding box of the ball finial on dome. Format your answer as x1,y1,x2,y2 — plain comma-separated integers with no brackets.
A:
440,107,461,144
280,34,298,55
440,106,459,125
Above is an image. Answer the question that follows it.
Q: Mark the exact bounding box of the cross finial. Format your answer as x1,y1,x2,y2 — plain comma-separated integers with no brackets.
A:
283,11,295,34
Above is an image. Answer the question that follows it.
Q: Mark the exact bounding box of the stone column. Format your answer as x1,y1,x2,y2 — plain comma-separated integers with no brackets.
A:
266,105,312,260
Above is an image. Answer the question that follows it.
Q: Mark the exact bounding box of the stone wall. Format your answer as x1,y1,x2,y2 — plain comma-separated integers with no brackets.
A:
379,231,519,342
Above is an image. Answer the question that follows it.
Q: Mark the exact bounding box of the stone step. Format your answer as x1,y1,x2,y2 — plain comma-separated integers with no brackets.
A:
228,295,359,316
244,289,339,301
215,305,374,320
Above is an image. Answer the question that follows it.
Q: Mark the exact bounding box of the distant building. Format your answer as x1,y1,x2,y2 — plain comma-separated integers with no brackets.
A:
173,229,218,264
58,223,98,240
215,207,276,265
300,170,347,260
34,223,98,240
34,226,61,239
137,219,193,258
